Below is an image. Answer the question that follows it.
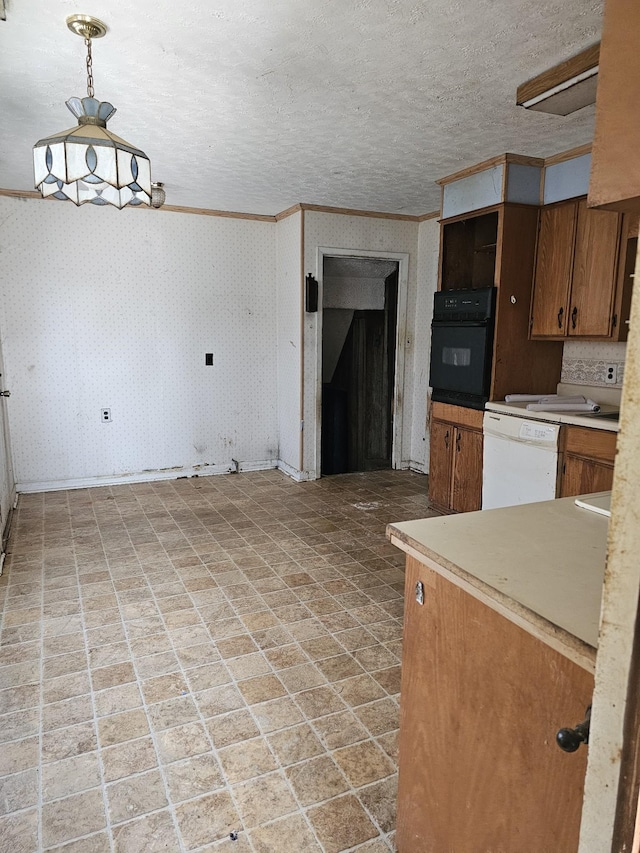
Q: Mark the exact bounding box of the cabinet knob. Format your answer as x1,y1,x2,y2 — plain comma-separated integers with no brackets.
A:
556,705,591,753
557,306,564,329
571,306,578,330
444,429,450,449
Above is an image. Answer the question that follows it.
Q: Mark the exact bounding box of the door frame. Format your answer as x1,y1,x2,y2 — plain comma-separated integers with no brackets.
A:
313,247,410,479
0,343,16,573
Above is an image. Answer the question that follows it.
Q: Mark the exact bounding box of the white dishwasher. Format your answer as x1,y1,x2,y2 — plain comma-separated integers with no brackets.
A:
482,410,561,509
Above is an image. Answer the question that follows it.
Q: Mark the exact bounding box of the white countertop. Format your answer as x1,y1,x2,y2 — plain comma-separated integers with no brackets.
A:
485,399,620,432
387,495,609,668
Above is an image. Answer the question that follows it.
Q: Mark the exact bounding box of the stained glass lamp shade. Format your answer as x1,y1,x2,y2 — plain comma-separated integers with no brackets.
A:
33,96,151,208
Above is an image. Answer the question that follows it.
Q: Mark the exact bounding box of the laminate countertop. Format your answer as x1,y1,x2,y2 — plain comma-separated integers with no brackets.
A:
387,495,610,671
484,400,620,432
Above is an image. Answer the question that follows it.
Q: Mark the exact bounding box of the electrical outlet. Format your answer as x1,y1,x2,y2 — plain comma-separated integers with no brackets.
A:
101,408,112,422
605,364,617,385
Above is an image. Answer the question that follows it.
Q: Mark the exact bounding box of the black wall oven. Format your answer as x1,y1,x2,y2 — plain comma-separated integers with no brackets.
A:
428,287,496,410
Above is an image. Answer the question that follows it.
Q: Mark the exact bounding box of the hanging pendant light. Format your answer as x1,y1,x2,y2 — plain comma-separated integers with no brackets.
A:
33,15,152,208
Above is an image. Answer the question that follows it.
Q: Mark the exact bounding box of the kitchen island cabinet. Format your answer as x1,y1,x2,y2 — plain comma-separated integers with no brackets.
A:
388,497,606,852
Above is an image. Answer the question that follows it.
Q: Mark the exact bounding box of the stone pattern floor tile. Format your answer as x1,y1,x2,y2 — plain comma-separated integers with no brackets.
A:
0,469,434,851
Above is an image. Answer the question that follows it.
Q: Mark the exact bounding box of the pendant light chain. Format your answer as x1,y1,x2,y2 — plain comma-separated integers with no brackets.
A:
85,36,94,98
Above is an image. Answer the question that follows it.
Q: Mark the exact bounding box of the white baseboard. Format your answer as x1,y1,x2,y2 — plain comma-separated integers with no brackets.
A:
16,459,279,494
408,461,429,475
276,459,312,482
15,458,422,495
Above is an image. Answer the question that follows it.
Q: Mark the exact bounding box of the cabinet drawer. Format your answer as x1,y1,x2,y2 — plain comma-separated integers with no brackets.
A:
562,426,617,463
430,402,483,431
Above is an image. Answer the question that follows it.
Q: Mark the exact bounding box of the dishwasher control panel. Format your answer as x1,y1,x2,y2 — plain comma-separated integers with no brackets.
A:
519,421,558,442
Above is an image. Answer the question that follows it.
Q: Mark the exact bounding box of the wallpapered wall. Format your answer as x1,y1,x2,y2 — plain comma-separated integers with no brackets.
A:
0,197,440,491
0,197,278,490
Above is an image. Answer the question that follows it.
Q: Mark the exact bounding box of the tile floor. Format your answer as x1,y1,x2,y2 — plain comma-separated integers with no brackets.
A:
0,468,434,852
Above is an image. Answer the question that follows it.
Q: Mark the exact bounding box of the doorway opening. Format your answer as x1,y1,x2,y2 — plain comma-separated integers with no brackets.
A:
321,257,399,475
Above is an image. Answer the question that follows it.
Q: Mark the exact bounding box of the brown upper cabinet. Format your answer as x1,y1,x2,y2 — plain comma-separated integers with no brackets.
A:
440,211,498,292
530,198,633,341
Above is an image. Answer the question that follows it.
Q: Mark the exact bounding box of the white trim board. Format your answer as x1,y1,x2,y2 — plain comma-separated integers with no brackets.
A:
15,458,319,494
276,458,312,482
16,460,280,494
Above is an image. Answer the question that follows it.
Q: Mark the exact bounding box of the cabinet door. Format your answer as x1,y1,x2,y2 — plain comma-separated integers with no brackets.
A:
397,555,594,853
530,202,578,338
560,454,615,498
569,200,622,337
429,419,453,509
451,426,483,513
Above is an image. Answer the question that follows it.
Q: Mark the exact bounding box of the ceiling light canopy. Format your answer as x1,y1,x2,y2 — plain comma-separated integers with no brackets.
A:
33,15,152,208
150,182,166,209
517,43,600,116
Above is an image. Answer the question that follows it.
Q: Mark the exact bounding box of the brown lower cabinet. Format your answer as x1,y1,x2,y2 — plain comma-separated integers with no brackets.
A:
429,402,483,513
397,555,594,853
559,426,617,497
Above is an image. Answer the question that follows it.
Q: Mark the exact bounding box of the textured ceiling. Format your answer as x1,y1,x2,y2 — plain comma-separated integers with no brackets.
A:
0,0,602,216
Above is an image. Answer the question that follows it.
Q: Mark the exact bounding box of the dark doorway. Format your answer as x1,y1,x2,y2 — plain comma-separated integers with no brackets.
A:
321,259,399,475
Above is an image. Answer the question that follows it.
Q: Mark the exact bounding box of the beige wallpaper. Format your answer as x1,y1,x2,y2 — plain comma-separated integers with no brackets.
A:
0,197,278,490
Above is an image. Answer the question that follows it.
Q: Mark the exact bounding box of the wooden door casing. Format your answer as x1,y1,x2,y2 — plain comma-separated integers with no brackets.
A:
570,200,622,337
0,357,14,548
530,202,577,338
397,556,594,853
